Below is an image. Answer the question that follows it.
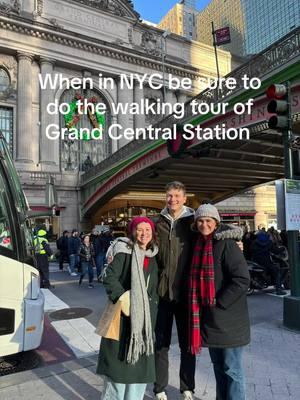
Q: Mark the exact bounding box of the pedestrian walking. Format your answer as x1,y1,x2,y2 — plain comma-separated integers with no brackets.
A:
267,226,282,246
93,228,114,281
68,229,80,276
154,181,196,400
56,230,69,270
79,235,95,288
97,216,159,400
188,204,250,400
34,229,54,289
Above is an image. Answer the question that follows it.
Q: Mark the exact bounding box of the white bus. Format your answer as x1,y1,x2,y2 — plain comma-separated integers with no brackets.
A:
0,133,44,357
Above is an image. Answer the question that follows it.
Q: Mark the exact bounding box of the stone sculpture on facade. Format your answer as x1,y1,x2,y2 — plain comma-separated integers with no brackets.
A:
70,0,140,19
0,0,20,14
140,31,161,57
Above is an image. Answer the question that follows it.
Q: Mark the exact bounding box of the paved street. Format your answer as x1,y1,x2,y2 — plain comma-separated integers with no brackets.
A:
0,262,299,399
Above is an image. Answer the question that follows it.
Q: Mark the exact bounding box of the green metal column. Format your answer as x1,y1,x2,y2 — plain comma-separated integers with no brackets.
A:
283,89,300,330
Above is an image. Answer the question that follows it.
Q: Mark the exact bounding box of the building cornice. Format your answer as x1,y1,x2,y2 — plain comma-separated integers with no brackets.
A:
0,14,200,80
66,0,140,21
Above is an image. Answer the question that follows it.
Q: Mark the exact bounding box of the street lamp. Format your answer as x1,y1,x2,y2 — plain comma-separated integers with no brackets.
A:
161,30,170,102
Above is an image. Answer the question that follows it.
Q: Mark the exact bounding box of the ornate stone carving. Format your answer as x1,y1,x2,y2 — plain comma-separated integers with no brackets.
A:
0,54,17,73
140,31,161,57
0,85,16,100
70,0,140,20
37,0,43,16
144,87,163,125
0,54,17,100
0,0,20,14
0,19,199,81
128,27,133,45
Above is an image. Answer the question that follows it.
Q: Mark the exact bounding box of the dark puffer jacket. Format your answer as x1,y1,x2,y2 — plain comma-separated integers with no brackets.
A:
199,224,251,348
250,236,280,269
156,206,196,302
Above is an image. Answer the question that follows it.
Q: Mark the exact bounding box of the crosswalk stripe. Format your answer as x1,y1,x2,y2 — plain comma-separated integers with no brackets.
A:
41,288,70,312
41,288,100,358
51,318,100,358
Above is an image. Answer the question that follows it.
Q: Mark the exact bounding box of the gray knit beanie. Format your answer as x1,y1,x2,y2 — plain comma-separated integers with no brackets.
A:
194,204,221,223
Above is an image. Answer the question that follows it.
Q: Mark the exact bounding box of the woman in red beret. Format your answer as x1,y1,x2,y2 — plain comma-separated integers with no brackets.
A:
97,216,159,400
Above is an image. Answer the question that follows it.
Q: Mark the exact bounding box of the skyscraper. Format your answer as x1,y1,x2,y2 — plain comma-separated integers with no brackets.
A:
197,0,300,56
242,0,300,54
158,1,198,40
196,0,246,56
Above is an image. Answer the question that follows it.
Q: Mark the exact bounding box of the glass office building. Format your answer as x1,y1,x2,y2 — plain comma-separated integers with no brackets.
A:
197,0,300,56
242,0,300,54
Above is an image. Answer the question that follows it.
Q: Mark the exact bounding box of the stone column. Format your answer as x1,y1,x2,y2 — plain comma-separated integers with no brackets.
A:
22,0,35,14
165,89,174,106
110,115,118,153
16,52,34,163
254,212,268,230
177,91,186,105
40,58,56,165
134,80,145,130
108,77,118,154
117,76,133,149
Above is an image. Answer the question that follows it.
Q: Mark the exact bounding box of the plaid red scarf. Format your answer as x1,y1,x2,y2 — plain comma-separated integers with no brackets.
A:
188,233,216,354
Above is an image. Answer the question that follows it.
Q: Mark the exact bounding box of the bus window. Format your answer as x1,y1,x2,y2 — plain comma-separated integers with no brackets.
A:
0,187,13,250
22,219,34,260
0,136,29,214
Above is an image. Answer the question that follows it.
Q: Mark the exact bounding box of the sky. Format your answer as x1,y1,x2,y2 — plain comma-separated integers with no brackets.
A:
133,0,212,24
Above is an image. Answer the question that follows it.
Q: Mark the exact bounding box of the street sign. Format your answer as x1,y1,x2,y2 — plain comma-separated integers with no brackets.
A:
285,179,300,231
276,179,300,231
215,27,231,46
275,180,285,230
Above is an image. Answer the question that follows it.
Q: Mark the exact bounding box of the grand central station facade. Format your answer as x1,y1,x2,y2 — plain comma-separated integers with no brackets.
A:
0,0,277,236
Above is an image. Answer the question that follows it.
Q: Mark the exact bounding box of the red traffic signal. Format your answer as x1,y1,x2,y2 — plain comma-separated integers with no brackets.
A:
266,83,290,130
266,84,287,99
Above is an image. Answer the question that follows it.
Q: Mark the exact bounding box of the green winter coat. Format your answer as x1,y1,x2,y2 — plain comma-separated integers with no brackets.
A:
96,247,159,383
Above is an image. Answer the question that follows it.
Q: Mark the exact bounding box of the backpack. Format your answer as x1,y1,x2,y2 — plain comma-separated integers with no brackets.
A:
101,238,130,280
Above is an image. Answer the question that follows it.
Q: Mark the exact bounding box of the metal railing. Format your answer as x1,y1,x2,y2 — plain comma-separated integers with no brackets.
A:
81,27,300,185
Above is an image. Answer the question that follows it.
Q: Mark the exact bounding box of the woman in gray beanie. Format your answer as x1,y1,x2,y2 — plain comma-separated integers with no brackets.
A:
188,204,250,400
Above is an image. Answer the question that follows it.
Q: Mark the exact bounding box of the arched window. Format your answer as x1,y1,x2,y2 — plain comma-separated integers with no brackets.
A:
59,88,111,172
0,68,10,92
0,68,13,154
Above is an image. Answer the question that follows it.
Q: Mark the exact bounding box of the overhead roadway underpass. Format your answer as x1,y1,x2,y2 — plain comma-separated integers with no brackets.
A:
81,28,300,217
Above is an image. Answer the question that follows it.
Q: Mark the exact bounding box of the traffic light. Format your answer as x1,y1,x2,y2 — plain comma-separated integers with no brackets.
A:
167,125,191,158
266,83,291,130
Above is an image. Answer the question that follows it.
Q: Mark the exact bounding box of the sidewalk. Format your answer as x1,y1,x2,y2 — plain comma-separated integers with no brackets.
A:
0,311,299,400
1,265,299,399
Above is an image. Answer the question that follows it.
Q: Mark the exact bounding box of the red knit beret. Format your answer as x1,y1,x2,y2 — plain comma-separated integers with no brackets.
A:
128,216,155,234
